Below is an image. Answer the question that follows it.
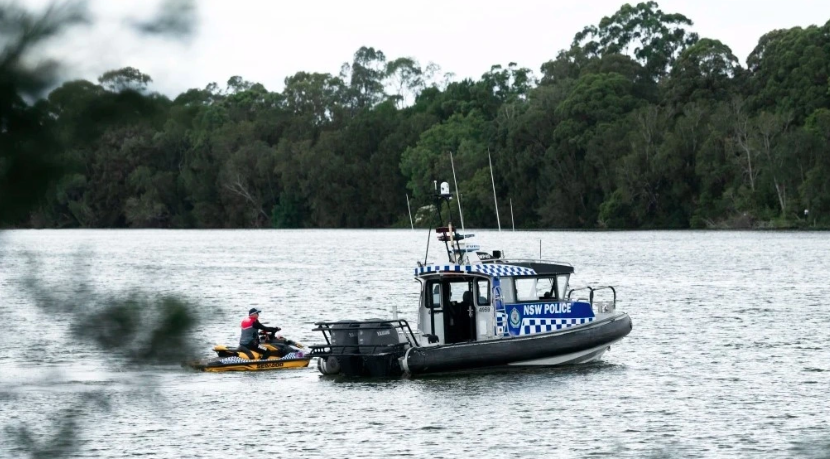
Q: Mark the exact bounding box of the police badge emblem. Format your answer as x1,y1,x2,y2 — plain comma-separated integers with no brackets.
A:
509,307,521,328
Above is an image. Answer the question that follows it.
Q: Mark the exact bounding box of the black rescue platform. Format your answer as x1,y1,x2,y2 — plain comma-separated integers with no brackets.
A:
310,319,419,378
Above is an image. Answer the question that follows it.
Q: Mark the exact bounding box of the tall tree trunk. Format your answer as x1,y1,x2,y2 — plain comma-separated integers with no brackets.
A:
773,178,787,217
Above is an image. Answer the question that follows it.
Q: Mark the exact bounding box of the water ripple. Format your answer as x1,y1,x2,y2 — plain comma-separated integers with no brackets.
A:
1,229,829,458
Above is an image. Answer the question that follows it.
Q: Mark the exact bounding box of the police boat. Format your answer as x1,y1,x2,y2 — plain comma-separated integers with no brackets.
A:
310,182,632,377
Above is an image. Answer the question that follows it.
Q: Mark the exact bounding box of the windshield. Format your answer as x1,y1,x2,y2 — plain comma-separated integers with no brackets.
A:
515,277,557,301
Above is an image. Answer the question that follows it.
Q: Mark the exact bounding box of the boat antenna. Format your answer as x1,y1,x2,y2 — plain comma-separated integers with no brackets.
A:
406,193,414,230
423,182,436,265
423,221,432,265
449,151,465,233
488,148,501,232
510,198,515,231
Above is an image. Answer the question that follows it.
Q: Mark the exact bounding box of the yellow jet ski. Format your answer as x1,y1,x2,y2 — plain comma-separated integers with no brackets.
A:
187,332,311,372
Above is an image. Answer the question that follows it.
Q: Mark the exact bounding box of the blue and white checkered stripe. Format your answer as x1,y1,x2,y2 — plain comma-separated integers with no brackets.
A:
521,317,594,335
494,311,510,337
415,264,536,277
473,264,536,277
218,353,304,364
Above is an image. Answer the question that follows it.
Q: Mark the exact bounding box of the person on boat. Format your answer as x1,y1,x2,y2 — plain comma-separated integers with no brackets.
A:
239,308,281,360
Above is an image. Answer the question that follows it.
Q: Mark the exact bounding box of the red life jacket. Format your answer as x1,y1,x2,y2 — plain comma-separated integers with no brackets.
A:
240,317,257,345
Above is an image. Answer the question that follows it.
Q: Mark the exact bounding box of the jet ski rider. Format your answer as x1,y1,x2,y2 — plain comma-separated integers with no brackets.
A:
240,308,281,360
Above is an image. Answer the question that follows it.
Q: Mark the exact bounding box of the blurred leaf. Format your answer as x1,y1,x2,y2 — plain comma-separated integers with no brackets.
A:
131,0,196,38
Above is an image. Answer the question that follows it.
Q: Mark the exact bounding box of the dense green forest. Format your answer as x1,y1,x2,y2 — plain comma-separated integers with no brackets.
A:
3,2,830,229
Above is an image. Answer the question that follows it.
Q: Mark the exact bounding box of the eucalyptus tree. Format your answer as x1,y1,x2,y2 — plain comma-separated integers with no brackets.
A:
664,38,743,108
385,57,423,108
341,46,388,110
572,1,699,81
98,67,153,92
747,22,830,122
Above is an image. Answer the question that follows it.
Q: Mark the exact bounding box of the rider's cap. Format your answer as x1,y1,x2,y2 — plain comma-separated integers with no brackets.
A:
249,308,262,315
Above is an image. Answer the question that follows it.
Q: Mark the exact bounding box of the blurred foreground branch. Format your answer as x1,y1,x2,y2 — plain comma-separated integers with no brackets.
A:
20,252,201,363
131,0,196,38
2,2,201,453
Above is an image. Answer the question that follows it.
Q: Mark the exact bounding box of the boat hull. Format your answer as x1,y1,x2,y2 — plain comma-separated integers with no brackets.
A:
403,313,631,375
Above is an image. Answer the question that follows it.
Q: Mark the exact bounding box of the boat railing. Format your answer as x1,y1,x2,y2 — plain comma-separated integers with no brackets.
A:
567,286,617,314
309,319,420,357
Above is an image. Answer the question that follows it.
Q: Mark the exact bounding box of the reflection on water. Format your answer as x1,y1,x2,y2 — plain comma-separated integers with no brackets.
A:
1,229,829,458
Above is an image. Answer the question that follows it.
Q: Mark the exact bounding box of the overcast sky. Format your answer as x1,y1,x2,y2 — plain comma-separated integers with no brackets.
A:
31,0,830,97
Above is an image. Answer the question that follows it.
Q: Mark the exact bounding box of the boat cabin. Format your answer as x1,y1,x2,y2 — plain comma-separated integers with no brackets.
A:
414,260,602,346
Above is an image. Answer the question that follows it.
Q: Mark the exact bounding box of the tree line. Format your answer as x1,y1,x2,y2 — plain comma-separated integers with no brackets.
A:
3,1,830,229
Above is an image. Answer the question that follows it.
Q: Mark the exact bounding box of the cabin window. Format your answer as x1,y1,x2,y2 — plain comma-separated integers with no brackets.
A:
515,276,557,302
499,277,515,303
557,274,569,300
428,282,442,309
447,280,473,304
475,279,490,305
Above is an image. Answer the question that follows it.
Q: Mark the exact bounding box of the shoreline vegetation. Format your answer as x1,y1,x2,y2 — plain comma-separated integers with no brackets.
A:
3,2,830,231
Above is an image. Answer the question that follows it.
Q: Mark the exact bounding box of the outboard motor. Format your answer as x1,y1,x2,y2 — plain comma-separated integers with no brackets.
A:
358,319,405,378
323,320,362,377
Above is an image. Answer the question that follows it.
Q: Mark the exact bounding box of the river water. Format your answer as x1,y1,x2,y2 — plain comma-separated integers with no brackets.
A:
0,230,828,458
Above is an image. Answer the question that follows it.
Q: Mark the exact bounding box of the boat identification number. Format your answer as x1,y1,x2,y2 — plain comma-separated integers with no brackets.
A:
524,303,571,315
257,361,285,369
